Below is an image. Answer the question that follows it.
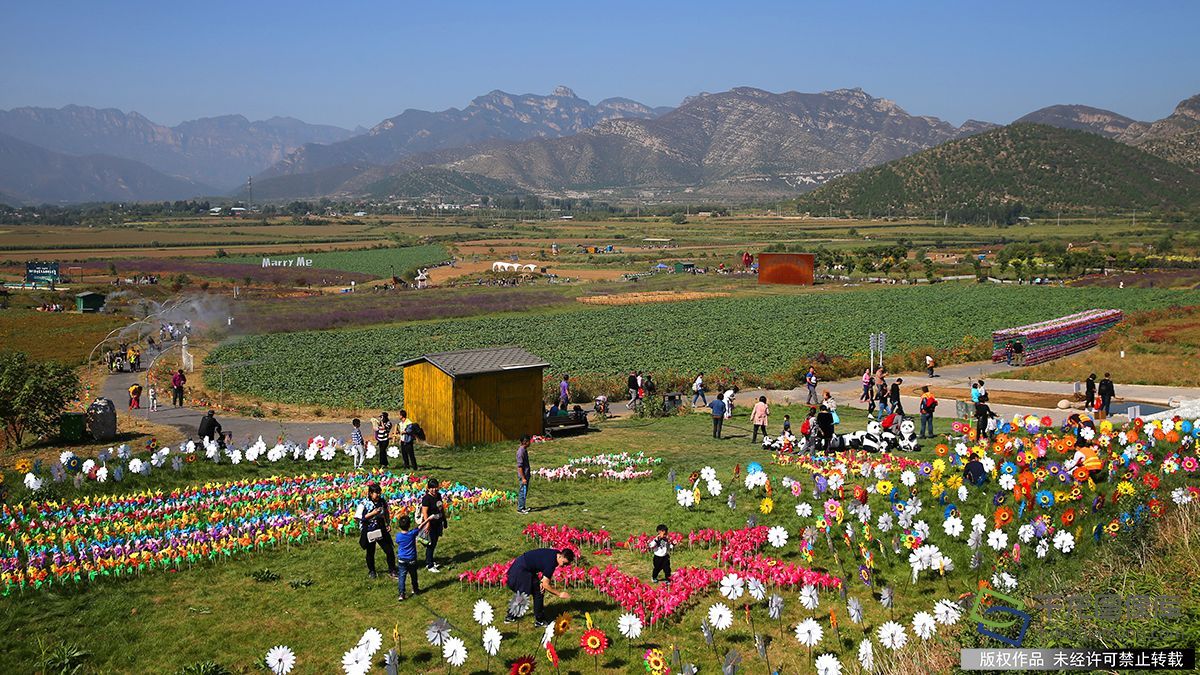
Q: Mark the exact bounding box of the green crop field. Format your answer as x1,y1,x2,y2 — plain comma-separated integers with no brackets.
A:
206,284,1200,408
216,244,450,279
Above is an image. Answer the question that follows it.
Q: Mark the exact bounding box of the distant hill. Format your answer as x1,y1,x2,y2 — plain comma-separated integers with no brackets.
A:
0,131,211,204
793,124,1200,217
0,106,355,189
440,87,996,197
1121,94,1200,172
256,86,668,182
361,167,521,200
1014,104,1143,138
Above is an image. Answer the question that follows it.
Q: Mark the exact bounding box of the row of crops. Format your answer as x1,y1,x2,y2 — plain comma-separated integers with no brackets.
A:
215,244,449,278
206,284,1200,408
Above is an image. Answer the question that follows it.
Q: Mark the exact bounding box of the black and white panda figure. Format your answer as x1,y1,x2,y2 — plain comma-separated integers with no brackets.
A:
897,418,921,452
861,420,889,453
840,430,865,451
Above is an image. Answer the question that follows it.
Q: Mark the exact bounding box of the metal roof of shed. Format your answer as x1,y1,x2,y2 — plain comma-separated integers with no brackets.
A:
397,346,549,378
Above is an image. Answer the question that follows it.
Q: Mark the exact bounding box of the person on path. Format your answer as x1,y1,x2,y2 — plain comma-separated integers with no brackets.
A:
918,386,937,439
171,369,186,408
708,396,727,439
350,418,366,470
626,372,639,410
394,515,426,600
516,435,532,514
147,384,158,412
977,380,989,403
128,383,142,410
875,378,891,420
397,410,417,470
750,396,769,443
925,354,936,377
805,367,819,405
356,481,397,580
197,410,222,444
558,374,570,409
1004,340,1014,366
1085,373,1097,410
1012,340,1025,366
650,524,673,583
691,372,707,406
860,369,872,402
721,386,736,420
419,478,446,573
822,390,838,414
889,378,904,418
502,547,575,626
372,412,392,468
1098,373,1116,417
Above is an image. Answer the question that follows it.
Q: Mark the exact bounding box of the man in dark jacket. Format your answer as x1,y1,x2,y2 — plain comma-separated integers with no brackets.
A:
197,410,222,446
815,404,836,454
889,378,904,418
1098,373,1115,417
1084,373,1097,410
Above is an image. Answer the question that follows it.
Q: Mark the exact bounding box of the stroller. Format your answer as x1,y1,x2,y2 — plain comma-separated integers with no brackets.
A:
593,395,609,418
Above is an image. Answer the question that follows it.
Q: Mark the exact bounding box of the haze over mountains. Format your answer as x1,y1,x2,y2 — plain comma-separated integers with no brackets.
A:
1,86,1198,205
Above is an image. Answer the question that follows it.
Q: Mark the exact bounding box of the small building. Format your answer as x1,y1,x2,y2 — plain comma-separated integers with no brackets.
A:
75,291,105,313
757,252,815,285
674,261,695,273
398,346,549,447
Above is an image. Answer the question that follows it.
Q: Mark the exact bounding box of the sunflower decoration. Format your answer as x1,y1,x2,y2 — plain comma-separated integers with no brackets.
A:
643,647,669,675
555,613,572,637
580,628,608,656
509,655,537,675
759,497,774,515
14,458,33,474
1071,467,1090,483
1092,494,1106,513
1104,518,1121,537
993,506,1014,529
65,456,82,473
875,480,893,496
186,454,197,464
1061,508,1076,527
935,443,949,457
1035,490,1054,509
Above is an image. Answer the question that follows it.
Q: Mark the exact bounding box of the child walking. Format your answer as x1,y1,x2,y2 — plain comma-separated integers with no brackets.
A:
350,418,366,470
650,524,672,583
395,515,425,600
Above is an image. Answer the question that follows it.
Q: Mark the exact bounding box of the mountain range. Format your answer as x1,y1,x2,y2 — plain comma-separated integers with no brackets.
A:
1,87,1198,205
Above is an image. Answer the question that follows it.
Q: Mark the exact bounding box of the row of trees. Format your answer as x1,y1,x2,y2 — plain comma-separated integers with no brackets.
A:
0,352,79,450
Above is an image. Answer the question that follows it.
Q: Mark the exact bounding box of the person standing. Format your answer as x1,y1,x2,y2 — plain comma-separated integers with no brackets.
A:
750,396,769,443
350,418,366,470
356,481,397,580
397,409,417,470
918,386,937,439
974,400,993,442
197,410,222,444
925,354,936,377
372,412,392,468
147,384,158,412
691,372,707,406
721,386,736,420
1084,373,1097,410
805,367,819,406
860,369,872,402
650,524,672,583
1098,373,1115,417
875,377,891,419
558,374,570,409
171,369,186,408
128,382,142,410
815,404,836,454
502,547,575,626
977,380,989,403
394,515,425,600
516,435,532,514
626,371,639,410
889,377,905,418
1012,340,1025,366
420,478,445,573
709,396,727,439
1004,340,1014,366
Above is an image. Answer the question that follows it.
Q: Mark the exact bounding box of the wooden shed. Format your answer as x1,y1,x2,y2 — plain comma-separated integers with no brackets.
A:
75,291,106,313
399,346,549,447
757,252,815,285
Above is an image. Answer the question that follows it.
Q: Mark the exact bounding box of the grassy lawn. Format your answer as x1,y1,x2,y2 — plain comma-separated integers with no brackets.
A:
2,405,1196,674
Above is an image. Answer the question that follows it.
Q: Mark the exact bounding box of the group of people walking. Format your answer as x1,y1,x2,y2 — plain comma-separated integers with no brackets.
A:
357,411,421,470
356,477,448,600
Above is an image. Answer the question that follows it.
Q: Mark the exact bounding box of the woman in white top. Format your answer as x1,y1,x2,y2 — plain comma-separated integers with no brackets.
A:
722,388,736,419
691,373,707,406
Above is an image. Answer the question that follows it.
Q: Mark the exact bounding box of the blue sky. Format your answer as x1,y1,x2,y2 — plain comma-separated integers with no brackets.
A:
1,0,1197,129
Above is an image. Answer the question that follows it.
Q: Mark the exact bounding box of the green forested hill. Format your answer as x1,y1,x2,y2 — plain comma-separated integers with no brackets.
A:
794,124,1200,219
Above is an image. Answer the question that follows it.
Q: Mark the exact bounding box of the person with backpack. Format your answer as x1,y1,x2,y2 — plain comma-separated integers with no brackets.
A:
1098,373,1116,417
815,404,836,455
805,367,819,405
1084,373,1097,410
918,386,937,438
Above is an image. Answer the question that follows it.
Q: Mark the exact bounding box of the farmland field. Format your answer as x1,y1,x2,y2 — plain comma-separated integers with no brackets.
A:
0,310,124,364
214,244,451,278
206,284,1200,408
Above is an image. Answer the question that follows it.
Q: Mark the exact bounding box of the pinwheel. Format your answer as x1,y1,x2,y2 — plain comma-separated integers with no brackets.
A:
794,617,823,662
427,618,452,646
912,611,936,640
708,603,734,631
509,655,536,675
474,599,494,626
800,583,820,612
341,646,370,675
265,645,295,675
877,621,907,650
766,526,788,548
444,636,468,668
643,648,669,675
815,653,843,675
719,573,744,600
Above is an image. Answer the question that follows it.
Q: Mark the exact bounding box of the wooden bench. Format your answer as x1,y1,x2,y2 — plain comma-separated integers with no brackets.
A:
543,410,589,436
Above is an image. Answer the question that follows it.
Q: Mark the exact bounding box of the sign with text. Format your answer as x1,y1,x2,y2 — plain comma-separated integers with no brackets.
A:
261,257,313,268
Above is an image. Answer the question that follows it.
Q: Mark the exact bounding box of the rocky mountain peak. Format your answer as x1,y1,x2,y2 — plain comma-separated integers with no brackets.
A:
552,86,578,98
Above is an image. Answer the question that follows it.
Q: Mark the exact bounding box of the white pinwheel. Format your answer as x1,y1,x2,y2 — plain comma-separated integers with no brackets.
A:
794,617,823,647
265,645,296,675
933,599,962,625
800,583,820,611
858,638,874,673
341,646,370,675
358,628,383,656
618,613,642,639
707,479,723,497
676,489,695,509
912,611,936,640
877,621,907,650
1053,530,1075,554
443,637,467,667
747,577,766,601
987,529,1009,551
796,502,813,518
482,626,502,656
943,516,964,538
1036,539,1050,559
900,470,916,487
767,526,789,548
719,573,745,601
815,653,843,675
1018,524,1035,543
707,603,734,631
473,599,494,626
701,466,717,482
541,621,556,647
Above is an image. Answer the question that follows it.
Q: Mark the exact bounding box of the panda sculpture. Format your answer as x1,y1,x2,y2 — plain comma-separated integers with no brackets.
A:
896,418,921,452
